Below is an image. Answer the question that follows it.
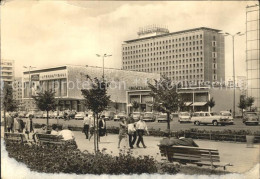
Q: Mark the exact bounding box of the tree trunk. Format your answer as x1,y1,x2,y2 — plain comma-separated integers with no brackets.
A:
4,110,7,132
167,112,170,130
94,114,96,153
47,111,49,130
96,113,99,151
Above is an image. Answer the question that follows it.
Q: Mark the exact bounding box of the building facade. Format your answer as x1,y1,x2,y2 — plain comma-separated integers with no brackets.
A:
246,4,260,111
122,27,225,85
22,65,160,112
13,77,24,111
0,59,15,85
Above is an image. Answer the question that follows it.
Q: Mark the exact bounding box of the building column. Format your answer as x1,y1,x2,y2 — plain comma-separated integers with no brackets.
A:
192,92,195,112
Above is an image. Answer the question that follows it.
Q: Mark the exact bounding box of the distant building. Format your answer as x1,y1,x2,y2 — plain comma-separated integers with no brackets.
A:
13,77,24,111
227,76,247,96
122,26,225,85
246,4,260,111
1,59,15,85
22,65,160,112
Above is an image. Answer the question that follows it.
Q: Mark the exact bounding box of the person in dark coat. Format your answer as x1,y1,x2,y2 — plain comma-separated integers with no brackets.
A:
6,113,14,133
99,115,106,138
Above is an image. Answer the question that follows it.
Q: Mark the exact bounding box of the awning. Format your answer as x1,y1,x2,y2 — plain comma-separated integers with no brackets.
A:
184,102,192,106
127,104,132,107
192,102,207,106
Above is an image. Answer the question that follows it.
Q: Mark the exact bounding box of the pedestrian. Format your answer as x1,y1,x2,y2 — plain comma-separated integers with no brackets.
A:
127,113,137,149
98,115,106,141
6,112,14,133
25,114,34,139
118,117,128,148
13,113,22,133
88,115,94,141
136,115,149,148
83,113,90,139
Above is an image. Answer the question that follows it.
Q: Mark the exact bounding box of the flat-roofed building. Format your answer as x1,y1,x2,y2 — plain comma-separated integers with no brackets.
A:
1,59,15,85
122,26,225,85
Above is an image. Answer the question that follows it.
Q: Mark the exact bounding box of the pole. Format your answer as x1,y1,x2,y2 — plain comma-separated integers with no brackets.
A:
232,36,236,117
102,55,104,80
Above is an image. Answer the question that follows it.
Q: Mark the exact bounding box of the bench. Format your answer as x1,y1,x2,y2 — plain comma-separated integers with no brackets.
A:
4,132,28,144
36,133,64,145
158,145,232,170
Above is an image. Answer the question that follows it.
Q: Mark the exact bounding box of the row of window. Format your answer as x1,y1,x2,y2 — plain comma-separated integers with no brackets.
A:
123,45,204,55
124,63,203,69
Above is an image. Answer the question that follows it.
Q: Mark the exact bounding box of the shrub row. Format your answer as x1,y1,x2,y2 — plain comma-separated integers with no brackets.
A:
5,141,179,175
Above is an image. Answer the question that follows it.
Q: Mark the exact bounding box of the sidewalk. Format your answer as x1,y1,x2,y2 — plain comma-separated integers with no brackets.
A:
74,131,259,174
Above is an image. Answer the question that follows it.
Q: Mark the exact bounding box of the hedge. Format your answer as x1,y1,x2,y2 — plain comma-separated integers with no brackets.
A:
5,141,179,174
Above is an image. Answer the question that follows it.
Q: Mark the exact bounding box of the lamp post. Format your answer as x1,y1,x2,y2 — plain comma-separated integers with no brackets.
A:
96,54,112,80
224,32,244,117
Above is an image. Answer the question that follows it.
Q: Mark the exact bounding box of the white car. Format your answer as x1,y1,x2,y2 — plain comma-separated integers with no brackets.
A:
191,111,229,126
178,112,191,123
75,112,85,120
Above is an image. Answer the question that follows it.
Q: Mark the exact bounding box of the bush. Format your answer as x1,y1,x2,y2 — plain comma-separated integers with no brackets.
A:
5,141,158,174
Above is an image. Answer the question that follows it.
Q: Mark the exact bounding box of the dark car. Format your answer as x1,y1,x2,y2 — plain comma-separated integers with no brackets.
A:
143,112,156,122
243,112,259,125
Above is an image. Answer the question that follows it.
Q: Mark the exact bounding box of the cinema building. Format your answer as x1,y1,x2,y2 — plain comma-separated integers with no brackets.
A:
22,65,160,112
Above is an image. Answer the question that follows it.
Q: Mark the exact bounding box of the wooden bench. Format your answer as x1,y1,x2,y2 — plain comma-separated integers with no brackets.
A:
4,132,28,144
158,145,232,170
36,133,64,145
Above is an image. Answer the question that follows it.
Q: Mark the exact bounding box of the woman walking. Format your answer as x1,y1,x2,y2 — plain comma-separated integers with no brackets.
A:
118,117,128,148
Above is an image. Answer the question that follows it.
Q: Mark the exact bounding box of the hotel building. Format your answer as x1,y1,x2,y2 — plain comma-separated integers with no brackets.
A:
0,59,15,85
246,4,260,111
122,26,225,85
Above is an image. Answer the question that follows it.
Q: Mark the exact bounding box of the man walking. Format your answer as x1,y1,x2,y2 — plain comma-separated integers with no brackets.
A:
6,112,14,133
136,116,149,148
127,113,137,149
83,113,90,139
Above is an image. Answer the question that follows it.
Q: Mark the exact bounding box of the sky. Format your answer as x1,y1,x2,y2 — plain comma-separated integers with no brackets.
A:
1,0,258,80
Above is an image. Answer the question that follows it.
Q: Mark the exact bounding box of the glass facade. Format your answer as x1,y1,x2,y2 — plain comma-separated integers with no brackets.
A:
246,4,260,111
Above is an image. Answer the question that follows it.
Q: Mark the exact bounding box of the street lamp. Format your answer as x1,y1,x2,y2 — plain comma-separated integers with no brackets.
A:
224,32,244,117
23,66,36,98
96,54,112,80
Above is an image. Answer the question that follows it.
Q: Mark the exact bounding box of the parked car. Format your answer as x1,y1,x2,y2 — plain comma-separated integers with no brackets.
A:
18,111,27,118
178,112,191,123
143,112,156,122
57,111,64,119
69,110,77,119
102,111,115,121
243,112,259,125
157,113,168,123
34,111,44,118
114,112,127,121
132,112,143,122
191,111,229,126
219,111,234,125
75,112,85,120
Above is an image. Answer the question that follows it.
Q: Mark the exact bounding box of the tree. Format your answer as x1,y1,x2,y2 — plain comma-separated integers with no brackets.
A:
206,97,215,112
131,101,140,112
32,90,56,128
114,101,119,113
148,76,182,130
81,77,110,153
238,95,247,117
2,84,17,131
246,96,254,111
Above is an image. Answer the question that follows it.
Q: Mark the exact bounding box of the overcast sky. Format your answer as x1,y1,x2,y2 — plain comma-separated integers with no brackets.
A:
1,1,258,80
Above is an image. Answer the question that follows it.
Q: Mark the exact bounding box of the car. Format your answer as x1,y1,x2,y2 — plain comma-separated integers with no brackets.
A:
219,111,234,125
143,112,156,122
191,111,229,126
114,112,127,121
34,111,44,118
18,111,27,118
69,110,77,119
57,111,64,119
132,112,143,122
178,112,191,123
75,112,85,120
157,113,168,122
25,111,35,118
243,112,259,125
102,111,115,121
